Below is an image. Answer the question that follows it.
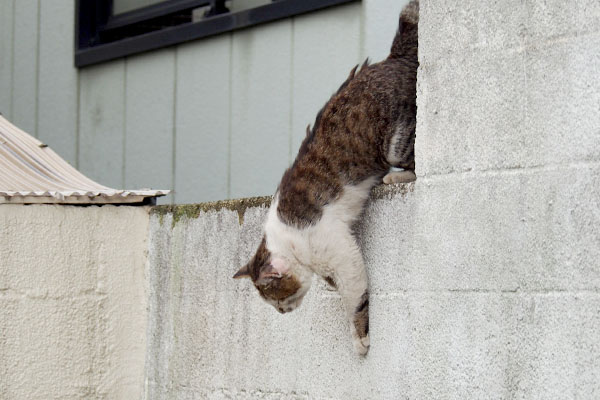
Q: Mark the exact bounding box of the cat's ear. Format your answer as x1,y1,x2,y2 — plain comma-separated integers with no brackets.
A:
256,258,289,284
233,264,251,279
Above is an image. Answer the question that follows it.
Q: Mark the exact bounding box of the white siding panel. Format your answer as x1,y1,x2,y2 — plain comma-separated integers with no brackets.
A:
12,0,38,135
125,50,175,204
79,61,126,189
0,0,13,118
362,0,409,61
230,20,292,199
291,2,362,154
37,0,78,165
175,36,231,204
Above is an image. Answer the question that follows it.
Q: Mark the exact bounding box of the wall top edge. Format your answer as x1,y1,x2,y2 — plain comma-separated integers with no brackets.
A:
150,182,415,226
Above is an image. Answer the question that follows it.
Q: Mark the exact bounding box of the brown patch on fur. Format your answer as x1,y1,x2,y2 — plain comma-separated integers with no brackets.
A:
324,276,337,289
244,237,270,282
276,2,418,228
354,291,369,338
242,237,301,301
258,275,301,301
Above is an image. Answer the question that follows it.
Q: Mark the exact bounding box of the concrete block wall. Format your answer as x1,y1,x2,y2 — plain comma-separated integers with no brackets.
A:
0,205,149,399
144,0,600,398
146,177,600,398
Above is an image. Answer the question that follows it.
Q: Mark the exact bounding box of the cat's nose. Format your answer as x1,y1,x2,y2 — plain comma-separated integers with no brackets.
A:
277,307,286,314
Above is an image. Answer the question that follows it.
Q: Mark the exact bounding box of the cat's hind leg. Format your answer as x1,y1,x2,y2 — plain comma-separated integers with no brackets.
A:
383,159,416,184
384,119,416,184
383,168,416,184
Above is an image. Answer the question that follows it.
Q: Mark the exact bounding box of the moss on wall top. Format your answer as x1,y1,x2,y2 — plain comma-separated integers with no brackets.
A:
151,182,415,227
151,196,272,226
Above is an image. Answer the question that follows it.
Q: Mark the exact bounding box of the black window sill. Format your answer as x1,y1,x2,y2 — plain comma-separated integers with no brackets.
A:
75,0,360,68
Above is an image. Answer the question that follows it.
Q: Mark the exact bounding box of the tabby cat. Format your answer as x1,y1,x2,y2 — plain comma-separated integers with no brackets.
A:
233,0,419,356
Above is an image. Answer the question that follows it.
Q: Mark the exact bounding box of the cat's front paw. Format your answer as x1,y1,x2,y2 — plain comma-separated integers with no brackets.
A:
353,334,370,356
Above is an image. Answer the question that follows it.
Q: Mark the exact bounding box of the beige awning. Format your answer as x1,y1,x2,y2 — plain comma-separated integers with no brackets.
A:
0,115,169,204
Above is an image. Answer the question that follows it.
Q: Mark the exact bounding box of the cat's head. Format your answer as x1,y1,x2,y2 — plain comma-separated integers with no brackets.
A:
233,237,311,314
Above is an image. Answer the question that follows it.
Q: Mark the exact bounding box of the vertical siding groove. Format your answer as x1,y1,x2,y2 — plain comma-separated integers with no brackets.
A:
289,18,295,163
75,66,81,169
78,61,126,188
359,1,366,61
34,0,41,138
10,1,39,136
122,58,128,188
227,33,233,199
8,0,15,119
172,48,178,204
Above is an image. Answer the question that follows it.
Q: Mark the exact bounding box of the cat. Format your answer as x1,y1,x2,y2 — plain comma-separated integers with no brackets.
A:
233,0,419,356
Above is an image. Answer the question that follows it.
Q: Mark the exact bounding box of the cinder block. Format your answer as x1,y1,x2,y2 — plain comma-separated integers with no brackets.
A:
0,205,98,295
0,297,104,399
524,0,600,43
0,205,149,297
364,166,600,293
417,33,600,176
419,0,526,61
416,49,528,176
523,33,600,166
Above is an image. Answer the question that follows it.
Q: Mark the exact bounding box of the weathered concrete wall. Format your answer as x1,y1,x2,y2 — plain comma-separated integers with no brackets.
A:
0,205,149,399
145,0,600,398
146,178,600,399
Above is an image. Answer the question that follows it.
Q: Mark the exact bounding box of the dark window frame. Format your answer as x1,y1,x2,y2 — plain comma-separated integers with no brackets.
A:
75,0,360,68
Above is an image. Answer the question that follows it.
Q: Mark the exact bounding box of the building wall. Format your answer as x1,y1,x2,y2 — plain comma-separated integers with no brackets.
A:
0,204,149,399
0,0,407,204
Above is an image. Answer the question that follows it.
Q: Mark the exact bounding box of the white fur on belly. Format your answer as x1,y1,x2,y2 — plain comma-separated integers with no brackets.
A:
264,177,376,278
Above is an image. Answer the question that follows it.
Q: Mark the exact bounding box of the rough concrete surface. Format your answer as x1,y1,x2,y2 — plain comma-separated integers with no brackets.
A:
0,205,149,399
417,0,600,176
146,166,600,399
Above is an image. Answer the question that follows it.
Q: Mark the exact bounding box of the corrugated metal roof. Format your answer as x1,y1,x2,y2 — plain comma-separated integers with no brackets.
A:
0,115,169,204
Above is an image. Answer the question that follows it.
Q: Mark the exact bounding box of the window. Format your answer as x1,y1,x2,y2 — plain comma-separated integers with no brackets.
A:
75,0,360,68
113,0,167,15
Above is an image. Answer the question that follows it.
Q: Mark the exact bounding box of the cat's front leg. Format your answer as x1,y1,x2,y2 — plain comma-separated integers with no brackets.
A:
350,289,370,355
331,248,370,356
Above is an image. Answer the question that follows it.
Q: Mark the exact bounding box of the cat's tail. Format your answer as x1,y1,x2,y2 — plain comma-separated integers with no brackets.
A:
389,0,419,59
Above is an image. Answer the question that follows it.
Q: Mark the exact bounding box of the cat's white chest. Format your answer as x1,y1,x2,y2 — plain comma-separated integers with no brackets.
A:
264,178,376,277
